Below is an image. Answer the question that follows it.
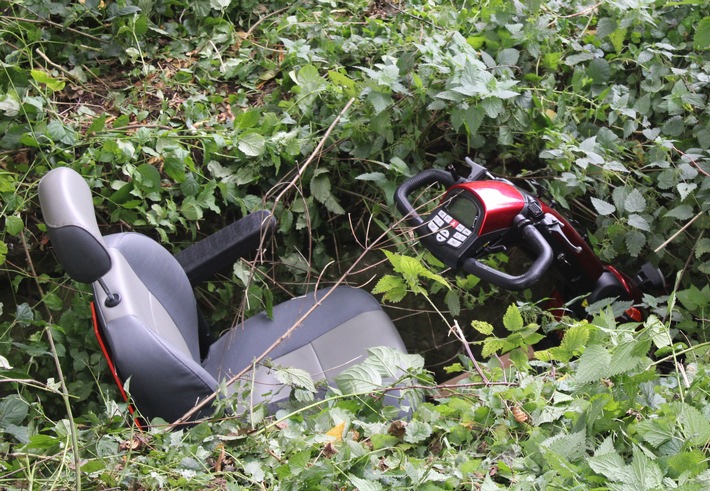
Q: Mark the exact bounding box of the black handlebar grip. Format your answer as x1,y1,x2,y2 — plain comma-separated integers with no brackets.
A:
394,169,456,227
461,217,553,291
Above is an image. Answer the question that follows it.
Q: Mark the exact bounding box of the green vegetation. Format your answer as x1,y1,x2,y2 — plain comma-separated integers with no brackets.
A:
1,0,709,488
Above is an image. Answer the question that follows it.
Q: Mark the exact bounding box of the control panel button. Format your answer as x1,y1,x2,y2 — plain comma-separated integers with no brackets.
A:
427,221,439,233
453,231,467,242
461,227,472,237
448,238,462,248
435,229,450,242
433,215,445,227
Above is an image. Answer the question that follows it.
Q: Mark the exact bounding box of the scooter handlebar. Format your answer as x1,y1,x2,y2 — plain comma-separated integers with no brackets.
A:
461,216,553,291
395,169,456,227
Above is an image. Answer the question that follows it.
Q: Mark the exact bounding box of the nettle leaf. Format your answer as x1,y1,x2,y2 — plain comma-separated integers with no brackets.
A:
445,289,460,317
366,346,424,376
372,275,407,303
608,341,646,377
695,238,710,258
591,197,616,216
575,344,611,383
674,402,710,446
274,366,316,393
502,303,524,332
625,230,646,256
627,214,650,231
665,204,694,220
335,364,383,394
677,182,697,201
624,188,646,213
310,170,345,214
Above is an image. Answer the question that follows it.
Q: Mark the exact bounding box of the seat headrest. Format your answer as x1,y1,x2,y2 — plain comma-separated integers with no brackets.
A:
38,167,111,284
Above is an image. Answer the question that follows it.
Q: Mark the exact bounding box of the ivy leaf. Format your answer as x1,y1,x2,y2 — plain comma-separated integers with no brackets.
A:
591,197,616,216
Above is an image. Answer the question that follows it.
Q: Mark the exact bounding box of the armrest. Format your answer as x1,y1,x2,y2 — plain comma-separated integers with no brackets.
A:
175,210,276,285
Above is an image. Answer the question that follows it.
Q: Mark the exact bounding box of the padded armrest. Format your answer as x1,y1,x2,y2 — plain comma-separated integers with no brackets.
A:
175,210,276,285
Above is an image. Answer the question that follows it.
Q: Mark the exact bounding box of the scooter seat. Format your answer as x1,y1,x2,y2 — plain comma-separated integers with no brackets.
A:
38,167,409,423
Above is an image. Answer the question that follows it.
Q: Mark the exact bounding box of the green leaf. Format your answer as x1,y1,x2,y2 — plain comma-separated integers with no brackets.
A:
625,230,646,256
310,172,345,214
608,341,646,377
0,395,28,426
348,474,382,491
273,367,316,392
335,364,383,394
135,163,161,192
665,204,694,220
471,320,494,336
30,70,65,91
5,215,23,236
609,27,627,53
591,197,615,216
502,304,524,332
677,182,697,201
404,419,432,444
575,344,611,383
445,289,460,317
627,214,650,231
675,402,710,446
694,16,710,50
589,449,631,482
372,275,407,303
238,133,266,157
636,418,674,448
587,58,611,83
695,238,710,258
624,188,646,213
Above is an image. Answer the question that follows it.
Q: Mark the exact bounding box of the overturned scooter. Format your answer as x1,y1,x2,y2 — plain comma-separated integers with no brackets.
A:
394,158,665,322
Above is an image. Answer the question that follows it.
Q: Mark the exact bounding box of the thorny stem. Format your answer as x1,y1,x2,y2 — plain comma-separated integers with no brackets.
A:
20,233,82,491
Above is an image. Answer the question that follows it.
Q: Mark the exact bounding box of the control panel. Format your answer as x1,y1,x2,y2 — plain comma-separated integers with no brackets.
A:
421,190,483,267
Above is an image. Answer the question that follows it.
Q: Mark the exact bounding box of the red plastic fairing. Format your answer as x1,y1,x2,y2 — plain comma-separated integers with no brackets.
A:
91,301,143,428
448,181,526,235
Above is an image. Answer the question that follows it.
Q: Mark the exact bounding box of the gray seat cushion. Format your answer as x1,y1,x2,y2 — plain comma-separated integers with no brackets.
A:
203,286,407,404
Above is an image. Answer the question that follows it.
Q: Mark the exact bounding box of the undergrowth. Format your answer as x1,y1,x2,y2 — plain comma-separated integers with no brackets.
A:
1,0,709,489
